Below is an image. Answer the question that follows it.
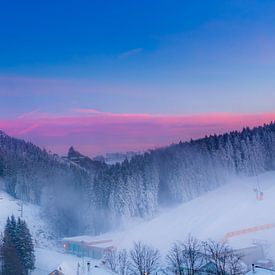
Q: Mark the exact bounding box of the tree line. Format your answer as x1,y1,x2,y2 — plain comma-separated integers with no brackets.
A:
104,236,245,275
91,122,275,234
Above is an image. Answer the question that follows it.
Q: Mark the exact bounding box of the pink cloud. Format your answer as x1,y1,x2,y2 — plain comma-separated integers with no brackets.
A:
0,110,275,156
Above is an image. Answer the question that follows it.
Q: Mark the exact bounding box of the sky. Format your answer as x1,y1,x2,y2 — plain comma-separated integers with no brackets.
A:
0,0,275,156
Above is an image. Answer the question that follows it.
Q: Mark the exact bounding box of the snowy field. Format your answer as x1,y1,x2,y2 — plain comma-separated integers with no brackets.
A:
1,172,275,274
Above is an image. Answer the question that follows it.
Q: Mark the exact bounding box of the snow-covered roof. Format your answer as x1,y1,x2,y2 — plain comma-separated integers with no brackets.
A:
87,242,114,249
62,235,113,244
246,267,275,274
61,235,114,249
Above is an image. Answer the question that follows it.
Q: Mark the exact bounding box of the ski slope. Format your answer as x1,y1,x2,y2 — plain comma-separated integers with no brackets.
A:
104,171,275,258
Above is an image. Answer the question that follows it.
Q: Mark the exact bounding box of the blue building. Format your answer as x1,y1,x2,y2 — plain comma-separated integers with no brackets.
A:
60,236,114,259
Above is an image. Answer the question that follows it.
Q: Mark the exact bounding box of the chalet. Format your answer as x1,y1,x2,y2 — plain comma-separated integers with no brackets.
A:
60,235,114,259
174,255,231,275
198,261,220,274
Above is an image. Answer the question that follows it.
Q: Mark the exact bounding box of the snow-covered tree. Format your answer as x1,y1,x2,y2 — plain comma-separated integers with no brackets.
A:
16,218,35,273
1,216,35,275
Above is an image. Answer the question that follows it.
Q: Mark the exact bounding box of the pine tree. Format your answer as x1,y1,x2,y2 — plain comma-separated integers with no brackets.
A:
16,218,35,274
0,155,4,177
1,216,35,275
9,215,17,241
2,217,23,275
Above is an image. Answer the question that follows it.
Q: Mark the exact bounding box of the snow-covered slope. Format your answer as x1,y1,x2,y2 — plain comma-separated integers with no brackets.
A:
0,185,113,275
0,187,54,248
1,171,275,273
103,171,275,258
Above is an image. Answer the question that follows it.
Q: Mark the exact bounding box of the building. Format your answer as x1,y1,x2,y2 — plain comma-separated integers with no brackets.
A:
60,235,114,259
255,259,274,270
246,265,275,274
48,269,64,275
198,261,221,274
235,244,265,267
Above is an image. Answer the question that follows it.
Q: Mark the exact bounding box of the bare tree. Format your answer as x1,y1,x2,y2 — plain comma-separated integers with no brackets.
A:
227,251,244,275
166,242,184,275
166,242,185,275
204,240,244,275
130,241,160,275
117,249,130,275
167,236,204,275
104,249,130,275
181,235,204,275
204,240,228,275
104,249,118,273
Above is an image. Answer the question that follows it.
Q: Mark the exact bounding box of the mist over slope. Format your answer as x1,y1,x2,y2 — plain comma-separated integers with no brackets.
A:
0,130,105,236
0,122,275,236
108,171,275,256
91,122,275,232
0,187,114,275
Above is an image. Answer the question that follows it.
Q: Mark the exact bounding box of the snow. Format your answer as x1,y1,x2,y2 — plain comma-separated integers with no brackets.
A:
1,171,275,274
62,235,112,243
0,186,113,275
101,171,275,258
34,248,114,275
0,187,54,248
246,267,275,274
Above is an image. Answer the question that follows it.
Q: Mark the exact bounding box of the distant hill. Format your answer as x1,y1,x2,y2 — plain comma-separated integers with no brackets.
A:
93,151,141,165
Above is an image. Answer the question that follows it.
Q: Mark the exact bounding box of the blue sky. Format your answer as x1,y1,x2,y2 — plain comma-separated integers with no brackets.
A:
0,0,275,154
1,0,275,114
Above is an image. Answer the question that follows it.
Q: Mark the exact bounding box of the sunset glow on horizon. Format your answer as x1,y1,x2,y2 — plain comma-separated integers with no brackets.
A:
1,1,275,155
1,110,275,156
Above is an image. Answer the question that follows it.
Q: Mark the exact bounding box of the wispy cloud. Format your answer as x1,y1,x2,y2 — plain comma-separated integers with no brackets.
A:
119,48,143,59
0,75,148,98
72,108,151,118
0,110,275,156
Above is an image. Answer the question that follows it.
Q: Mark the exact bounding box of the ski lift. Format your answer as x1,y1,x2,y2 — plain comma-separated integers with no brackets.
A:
254,188,259,200
254,174,264,201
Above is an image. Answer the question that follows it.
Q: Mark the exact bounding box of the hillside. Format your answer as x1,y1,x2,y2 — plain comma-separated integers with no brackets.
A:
90,122,275,234
1,122,275,237
1,165,275,273
0,185,54,247
99,171,275,259
0,130,103,236
0,186,113,275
